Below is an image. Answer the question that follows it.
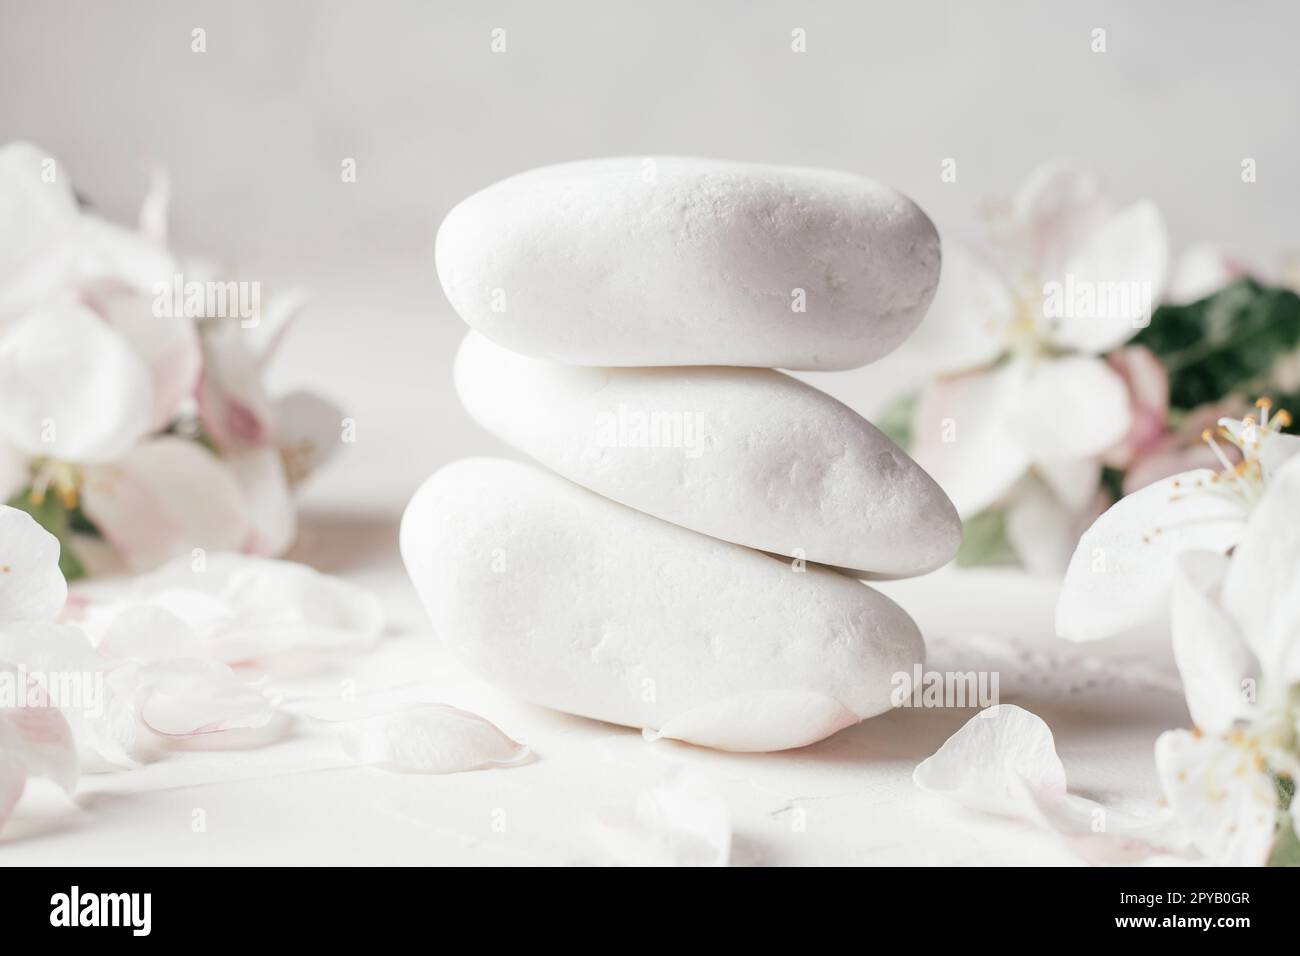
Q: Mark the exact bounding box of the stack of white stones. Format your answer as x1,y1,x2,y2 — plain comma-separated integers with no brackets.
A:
402,157,960,752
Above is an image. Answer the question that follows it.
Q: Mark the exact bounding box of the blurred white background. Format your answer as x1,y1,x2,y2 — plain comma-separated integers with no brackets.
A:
2,0,1296,515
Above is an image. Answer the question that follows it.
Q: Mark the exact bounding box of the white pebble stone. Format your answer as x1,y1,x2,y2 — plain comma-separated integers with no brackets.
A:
400,458,925,752
435,156,940,370
455,333,961,577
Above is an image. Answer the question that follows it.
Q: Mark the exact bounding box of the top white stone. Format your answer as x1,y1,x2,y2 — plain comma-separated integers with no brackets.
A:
435,156,941,370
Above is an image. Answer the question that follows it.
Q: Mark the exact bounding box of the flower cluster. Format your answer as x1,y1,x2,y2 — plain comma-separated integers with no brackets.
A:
894,159,1300,574
0,142,341,578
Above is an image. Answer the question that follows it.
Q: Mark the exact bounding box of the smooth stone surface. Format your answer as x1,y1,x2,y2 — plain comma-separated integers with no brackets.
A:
435,157,941,370
455,333,961,577
400,458,925,752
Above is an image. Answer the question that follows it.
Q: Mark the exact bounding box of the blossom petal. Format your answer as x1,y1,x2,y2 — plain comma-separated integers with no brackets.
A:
0,662,79,794
913,365,1031,517
274,391,343,484
1004,478,1077,576
1046,201,1169,354
1007,355,1132,462
1006,160,1111,277
1166,243,1248,306
1155,728,1278,866
196,324,277,452
894,244,1012,376
125,658,282,740
0,142,78,317
227,447,296,557
1222,455,1300,684
335,703,529,774
0,303,153,462
0,506,67,624
126,553,384,664
913,705,1067,818
592,768,731,867
1170,551,1257,733
80,437,252,572
644,690,859,752
89,290,201,430
98,605,207,662
1056,469,1243,641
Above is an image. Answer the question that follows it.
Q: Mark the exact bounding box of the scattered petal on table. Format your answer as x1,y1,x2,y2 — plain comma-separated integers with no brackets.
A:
335,703,530,774
592,768,731,867
913,704,1067,818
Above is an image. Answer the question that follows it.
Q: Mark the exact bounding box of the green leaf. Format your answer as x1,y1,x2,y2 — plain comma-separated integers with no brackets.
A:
1133,278,1300,410
1268,816,1300,867
954,509,1021,568
5,489,86,581
875,390,918,450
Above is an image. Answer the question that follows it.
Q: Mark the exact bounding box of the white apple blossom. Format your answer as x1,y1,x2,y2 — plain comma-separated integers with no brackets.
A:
0,140,342,574
908,161,1169,573
1153,456,1300,865
1058,398,1300,641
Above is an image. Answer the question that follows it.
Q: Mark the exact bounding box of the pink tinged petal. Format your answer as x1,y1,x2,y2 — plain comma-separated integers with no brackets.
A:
196,326,276,451
227,447,296,557
1003,478,1077,576
1046,200,1170,354
0,506,67,623
1056,469,1244,642
0,142,79,317
1155,728,1278,866
913,704,1067,819
1007,355,1132,463
336,703,529,774
0,304,153,462
273,391,343,484
79,437,252,573
1166,243,1248,306
1222,455,1300,685
644,691,860,752
1103,345,1170,468
592,768,731,867
0,663,79,793
129,658,281,738
1006,160,1112,277
90,290,201,430
912,365,1031,517
1170,551,1257,734
893,244,1012,377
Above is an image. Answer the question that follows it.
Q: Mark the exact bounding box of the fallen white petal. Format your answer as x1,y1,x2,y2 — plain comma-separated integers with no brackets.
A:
913,704,1067,818
592,768,731,867
335,703,529,774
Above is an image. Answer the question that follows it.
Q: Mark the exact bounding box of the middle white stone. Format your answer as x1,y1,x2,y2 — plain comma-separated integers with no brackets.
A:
455,331,961,578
